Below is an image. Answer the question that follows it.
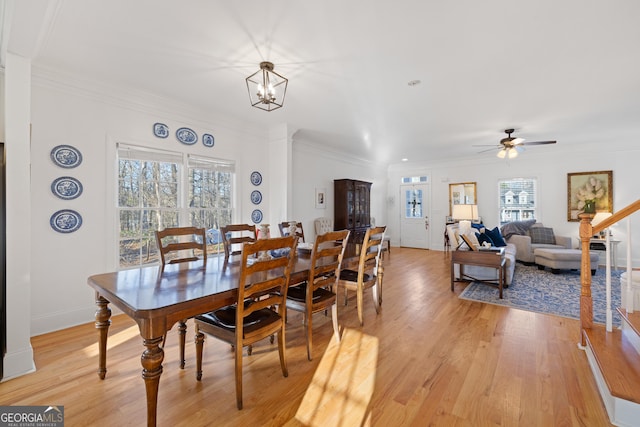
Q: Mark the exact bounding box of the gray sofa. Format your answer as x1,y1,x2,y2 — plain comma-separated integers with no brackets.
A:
502,221,573,264
447,223,517,286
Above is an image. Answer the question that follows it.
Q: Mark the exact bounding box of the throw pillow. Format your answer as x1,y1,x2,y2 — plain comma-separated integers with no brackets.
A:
530,226,556,244
476,232,494,246
464,231,480,249
485,227,507,247
500,218,536,239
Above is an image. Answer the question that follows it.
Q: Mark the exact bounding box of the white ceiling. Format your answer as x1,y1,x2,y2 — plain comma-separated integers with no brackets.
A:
4,0,640,164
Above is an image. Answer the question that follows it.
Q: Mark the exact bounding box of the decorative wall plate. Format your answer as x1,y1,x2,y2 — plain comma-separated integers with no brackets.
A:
251,209,263,224
50,209,83,233
51,176,83,200
51,145,83,168
202,133,215,147
176,127,197,145
153,123,169,138
250,190,262,205
250,171,262,186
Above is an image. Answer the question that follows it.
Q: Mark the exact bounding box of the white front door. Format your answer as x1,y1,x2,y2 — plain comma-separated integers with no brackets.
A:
400,183,430,249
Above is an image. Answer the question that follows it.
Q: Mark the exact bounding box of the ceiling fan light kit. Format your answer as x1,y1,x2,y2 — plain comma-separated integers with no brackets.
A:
475,128,557,159
246,61,288,112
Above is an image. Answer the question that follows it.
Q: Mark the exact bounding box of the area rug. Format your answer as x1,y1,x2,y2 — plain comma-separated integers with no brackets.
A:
459,263,622,325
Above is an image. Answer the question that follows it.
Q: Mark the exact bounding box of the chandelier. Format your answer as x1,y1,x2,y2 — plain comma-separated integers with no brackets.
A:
245,61,288,112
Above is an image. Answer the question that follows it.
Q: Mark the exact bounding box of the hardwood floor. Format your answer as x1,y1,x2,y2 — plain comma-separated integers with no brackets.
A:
0,248,612,426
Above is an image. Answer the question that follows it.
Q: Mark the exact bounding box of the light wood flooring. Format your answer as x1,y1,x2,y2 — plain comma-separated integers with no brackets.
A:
0,248,613,426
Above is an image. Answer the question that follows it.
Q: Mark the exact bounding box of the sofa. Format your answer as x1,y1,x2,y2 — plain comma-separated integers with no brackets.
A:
501,220,573,264
447,223,517,286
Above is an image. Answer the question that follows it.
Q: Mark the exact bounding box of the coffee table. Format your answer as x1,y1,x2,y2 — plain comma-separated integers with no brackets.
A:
451,248,506,298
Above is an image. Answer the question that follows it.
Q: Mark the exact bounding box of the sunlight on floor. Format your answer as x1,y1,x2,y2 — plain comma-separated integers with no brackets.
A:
81,324,140,358
286,328,379,427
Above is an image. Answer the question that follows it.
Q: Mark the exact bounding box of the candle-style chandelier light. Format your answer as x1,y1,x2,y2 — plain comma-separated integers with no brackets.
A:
245,61,288,112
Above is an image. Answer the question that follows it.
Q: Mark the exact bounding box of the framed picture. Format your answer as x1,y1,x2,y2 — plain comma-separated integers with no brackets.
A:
315,187,326,209
567,170,613,221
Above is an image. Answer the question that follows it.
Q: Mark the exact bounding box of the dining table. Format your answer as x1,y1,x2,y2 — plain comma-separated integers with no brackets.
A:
87,244,372,427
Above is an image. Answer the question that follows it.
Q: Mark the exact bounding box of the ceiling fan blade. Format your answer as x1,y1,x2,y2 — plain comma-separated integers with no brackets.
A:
477,147,499,153
512,138,525,145
472,144,501,147
523,140,556,146
515,145,525,153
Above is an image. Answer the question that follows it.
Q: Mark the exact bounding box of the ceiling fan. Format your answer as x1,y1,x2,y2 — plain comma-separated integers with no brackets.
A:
476,129,557,159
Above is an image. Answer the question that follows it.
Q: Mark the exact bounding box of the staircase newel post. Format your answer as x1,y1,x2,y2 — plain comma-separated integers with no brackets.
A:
579,212,595,347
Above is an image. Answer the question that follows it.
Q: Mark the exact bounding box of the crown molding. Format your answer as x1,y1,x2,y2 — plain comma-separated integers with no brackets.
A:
31,65,268,139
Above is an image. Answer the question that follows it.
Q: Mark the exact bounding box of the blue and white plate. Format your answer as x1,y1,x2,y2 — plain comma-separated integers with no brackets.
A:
250,171,262,186
251,190,262,205
51,145,82,168
269,248,291,258
50,209,83,233
251,209,263,224
153,123,169,138
51,176,83,200
202,133,215,147
176,127,197,145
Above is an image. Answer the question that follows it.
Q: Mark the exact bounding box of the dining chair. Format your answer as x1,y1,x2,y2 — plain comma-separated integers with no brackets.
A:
286,229,350,360
337,226,386,326
155,226,208,267
194,236,298,409
154,226,208,368
314,217,333,238
371,217,391,259
278,221,305,242
221,224,257,265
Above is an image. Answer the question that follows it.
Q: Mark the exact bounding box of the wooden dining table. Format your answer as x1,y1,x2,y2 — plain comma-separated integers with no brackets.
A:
87,246,369,427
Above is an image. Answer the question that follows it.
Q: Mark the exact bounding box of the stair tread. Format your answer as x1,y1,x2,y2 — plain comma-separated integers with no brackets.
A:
617,307,640,336
584,325,640,403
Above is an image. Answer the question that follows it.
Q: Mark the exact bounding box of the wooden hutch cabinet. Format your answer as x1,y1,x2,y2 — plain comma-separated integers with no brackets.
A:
334,179,371,243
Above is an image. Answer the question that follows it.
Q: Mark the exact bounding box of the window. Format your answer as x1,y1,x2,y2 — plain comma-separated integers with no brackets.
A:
401,175,428,184
117,145,234,268
498,178,537,226
405,188,423,218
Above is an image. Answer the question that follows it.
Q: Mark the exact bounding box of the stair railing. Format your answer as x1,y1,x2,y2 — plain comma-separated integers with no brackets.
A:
579,199,640,345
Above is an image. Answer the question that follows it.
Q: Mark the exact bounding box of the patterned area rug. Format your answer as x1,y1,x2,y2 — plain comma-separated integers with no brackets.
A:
459,263,622,325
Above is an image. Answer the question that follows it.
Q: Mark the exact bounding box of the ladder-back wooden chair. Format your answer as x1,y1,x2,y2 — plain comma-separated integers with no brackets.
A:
154,226,208,368
156,226,208,268
278,221,305,242
194,236,298,409
286,229,350,360
337,226,386,326
221,224,257,265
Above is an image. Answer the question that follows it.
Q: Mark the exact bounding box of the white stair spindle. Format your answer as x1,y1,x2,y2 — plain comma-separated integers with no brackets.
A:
627,218,633,313
605,231,612,332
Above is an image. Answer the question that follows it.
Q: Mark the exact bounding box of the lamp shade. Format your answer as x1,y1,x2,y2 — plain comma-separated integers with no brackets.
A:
451,204,478,221
592,212,612,227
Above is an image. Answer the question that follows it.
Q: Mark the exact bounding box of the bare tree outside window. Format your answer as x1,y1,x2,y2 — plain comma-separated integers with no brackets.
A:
117,147,234,269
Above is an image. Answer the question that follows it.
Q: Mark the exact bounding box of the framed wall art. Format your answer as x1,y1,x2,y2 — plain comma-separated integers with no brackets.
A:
567,170,613,221
315,188,326,209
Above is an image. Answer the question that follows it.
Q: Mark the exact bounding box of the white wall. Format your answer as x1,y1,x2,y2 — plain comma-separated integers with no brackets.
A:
291,140,387,241
28,75,275,336
3,53,35,380
388,143,640,266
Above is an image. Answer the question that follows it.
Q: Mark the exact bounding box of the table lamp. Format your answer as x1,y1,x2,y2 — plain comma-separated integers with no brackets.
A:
452,204,478,235
592,212,613,238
